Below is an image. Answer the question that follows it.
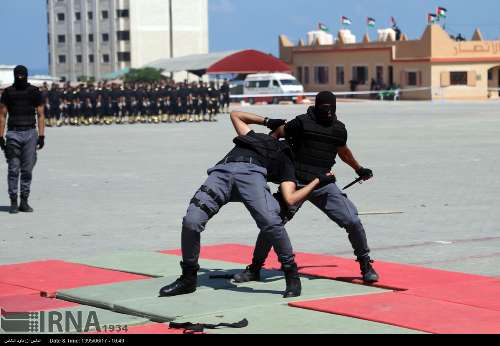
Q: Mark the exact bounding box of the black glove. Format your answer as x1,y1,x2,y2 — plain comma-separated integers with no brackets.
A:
356,167,373,181
0,137,5,152
37,136,45,150
264,118,286,132
318,174,336,186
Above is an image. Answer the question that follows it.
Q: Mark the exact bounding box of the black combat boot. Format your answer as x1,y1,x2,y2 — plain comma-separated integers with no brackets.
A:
9,196,19,214
282,263,302,298
357,256,380,283
233,261,264,283
19,195,34,213
159,262,199,297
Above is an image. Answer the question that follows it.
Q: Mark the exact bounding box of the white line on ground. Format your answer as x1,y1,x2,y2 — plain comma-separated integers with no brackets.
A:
358,211,405,216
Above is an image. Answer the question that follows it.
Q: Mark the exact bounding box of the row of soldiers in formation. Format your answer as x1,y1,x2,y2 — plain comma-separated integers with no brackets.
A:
40,80,231,127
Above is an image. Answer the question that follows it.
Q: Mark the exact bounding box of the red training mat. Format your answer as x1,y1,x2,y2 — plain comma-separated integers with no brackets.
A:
161,244,492,291
289,292,500,334
0,260,149,297
402,279,500,312
0,283,39,298
0,294,78,315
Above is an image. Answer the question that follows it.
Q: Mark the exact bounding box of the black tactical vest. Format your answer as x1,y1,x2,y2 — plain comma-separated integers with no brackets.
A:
290,111,347,183
3,85,39,128
233,133,293,184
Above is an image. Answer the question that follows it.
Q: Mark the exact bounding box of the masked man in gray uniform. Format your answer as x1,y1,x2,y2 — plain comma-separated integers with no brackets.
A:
234,91,380,284
159,110,335,299
0,66,45,214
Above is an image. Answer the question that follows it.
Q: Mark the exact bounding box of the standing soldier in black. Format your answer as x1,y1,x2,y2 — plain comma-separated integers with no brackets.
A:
40,83,51,127
200,82,209,122
172,84,180,123
166,82,175,123
77,84,89,126
135,84,145,123
220,79,231,114
118,84,128,124
158,83,168,123
122,83,132,124
186,82,195,123
110,83,121,124
179,82,189,122
101,84,113,125
208,81,220,122
64,85,76,126
87,83,98,125
192,82,201,122
60,84,70,126
142,85,152,124
149,85,160,124
0,66,45,214
48,83,62,127
94,83,104,125
81,85,93,126
129,85,140,124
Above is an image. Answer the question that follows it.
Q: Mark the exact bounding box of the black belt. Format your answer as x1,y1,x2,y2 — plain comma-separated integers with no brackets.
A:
8,126,36,132
223,156,264,168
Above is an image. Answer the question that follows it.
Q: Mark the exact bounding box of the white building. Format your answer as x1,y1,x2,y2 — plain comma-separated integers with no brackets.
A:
0,65,58,89
47,0,208,82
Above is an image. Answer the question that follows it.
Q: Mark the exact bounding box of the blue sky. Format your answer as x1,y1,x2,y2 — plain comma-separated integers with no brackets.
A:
0,0,499,74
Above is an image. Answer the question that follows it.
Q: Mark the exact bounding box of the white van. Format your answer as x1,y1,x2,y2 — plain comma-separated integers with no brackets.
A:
243,73,304,104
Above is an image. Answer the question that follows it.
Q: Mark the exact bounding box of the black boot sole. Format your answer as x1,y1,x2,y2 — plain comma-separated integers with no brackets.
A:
283,291,302,299
363,276,380,284
233,274,261,284
159,286,196,297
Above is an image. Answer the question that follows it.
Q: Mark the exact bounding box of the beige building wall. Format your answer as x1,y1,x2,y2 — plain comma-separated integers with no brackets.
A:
280,25,500,100
432,63,498,100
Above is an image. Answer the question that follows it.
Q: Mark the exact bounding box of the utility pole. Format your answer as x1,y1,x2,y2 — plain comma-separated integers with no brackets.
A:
169,0,174,79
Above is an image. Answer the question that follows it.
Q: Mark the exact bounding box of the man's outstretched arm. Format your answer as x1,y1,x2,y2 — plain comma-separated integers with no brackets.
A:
230,110,266,136
338,145,362,171
338,145,373,181
230,110,286,137
280,173,336,207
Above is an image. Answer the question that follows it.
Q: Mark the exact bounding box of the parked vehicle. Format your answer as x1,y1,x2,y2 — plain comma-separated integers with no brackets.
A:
243,73,304,104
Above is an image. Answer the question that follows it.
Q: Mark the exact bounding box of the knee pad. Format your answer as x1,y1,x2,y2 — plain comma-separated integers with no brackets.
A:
5,143,20,161
344,220,365,235
182,214,205,234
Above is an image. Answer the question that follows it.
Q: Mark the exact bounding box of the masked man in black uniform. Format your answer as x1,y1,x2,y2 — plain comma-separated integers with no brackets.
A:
234,91,380,284
0,66,46,214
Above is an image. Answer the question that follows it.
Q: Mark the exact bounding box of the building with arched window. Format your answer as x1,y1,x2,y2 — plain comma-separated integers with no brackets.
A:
279,25,500,100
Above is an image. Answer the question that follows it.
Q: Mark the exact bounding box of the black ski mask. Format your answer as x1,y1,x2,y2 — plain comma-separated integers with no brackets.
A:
314,91,337,124
13,65,29,90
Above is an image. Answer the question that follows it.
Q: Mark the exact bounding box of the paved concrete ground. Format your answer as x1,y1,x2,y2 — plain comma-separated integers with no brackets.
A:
1,100,499,278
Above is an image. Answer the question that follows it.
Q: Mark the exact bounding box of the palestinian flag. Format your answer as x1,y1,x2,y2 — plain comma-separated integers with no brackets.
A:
428,13,438,24
341,16,352,26
437,7,448,18
318,23,329,32
367,17,376,28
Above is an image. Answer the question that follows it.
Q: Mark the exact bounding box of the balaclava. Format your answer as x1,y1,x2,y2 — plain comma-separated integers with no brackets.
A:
13,65,29,90
314,91,337,124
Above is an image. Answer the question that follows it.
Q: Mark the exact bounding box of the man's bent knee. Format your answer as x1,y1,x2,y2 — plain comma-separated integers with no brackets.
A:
182,211,207,234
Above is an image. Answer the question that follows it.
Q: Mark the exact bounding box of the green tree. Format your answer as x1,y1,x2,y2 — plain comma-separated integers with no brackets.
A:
124,68,165,83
